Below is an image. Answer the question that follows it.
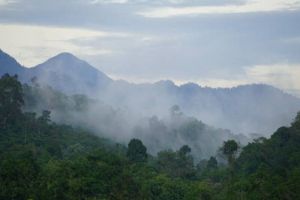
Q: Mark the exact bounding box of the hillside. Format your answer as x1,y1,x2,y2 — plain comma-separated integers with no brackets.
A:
22,79,247,160
28,52,112,95
1,74,300,200
0,49,25,76
1,49,300,136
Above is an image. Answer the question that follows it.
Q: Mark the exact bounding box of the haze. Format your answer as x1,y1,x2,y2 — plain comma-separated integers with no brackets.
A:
0,0,300,97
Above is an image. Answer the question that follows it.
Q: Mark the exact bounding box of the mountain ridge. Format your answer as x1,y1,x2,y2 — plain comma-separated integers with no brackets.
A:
1,49,300,135
0,49,26,76
0,49,297,99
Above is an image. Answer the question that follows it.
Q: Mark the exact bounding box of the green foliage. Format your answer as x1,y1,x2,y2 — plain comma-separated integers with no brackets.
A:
222,140,238,156
224,113,300,199
207,157,218,170
221,140,239,170
0,74,24,130
156,145,196,179
0,147,39,200
179,145,192,156
1,74,300,199
127,138,148,163
143,175,187,200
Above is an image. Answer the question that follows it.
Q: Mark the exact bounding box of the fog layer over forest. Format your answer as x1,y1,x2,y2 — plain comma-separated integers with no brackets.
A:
1,50,300,160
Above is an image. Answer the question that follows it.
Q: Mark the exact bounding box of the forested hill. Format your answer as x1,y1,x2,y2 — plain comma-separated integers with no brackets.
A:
1,49,300,136
21,74,249,161
1,74,300,199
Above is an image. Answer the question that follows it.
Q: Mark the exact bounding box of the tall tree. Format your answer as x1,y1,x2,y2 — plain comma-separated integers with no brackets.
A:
178,145,191,156
0,74,24,130
127,138,147,162
222,140,239,169
221,138,239,193
207,156,218,170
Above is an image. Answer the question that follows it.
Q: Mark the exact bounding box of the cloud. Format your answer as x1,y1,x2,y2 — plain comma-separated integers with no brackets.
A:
88,0,243,6
138,0,300,18
90,0,128,4
282,36,300,44
171,63,300,97
0,0,16,6
0,0,299,98
89,0,199,5
245,64,300,92
0,24,128,66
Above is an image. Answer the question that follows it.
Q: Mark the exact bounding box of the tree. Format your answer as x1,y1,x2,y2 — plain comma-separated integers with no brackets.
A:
206,157,218,170
0,74,24,129
179,145,191,156
127,138,147,162
0,148,39,200
222,140,238,163
38,110,51,124
221,139,239,186
170,105,183,117
221,140,239,174
156,145,195,179
177,145,195,179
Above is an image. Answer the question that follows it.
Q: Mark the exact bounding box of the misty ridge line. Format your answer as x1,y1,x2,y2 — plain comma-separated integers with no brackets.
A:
1,48,297,93
1,48,300,160
1,48,300,131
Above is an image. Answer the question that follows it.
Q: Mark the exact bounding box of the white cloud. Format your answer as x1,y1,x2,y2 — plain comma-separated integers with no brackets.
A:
0,0,16,6
89,0,194,5
282,36,300,44
173,63,300,97
90,0,128,4
138,0,300,18
0,24,128,66
245,64,300,92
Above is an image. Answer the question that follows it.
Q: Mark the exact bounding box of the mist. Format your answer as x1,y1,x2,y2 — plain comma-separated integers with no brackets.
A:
1,49,300,161
93,77,300,137
23,75,298,161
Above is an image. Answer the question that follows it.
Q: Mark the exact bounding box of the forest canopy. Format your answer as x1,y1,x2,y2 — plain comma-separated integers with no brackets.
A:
1,74,300,199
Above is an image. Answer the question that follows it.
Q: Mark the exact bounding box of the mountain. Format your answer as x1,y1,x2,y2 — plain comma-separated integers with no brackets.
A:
101,80,300,135
28,52,112,95
1,49,300,136
0,50,112,95
0,49,25,76
22,81,249,160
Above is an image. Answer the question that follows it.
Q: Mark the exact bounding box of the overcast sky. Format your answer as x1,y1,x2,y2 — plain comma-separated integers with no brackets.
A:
0,0,300,96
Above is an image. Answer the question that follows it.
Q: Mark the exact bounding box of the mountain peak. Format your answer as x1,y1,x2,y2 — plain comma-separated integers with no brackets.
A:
30,51,112,95
32,52,111,79
54,52,77,59
155,80,175,86
46,52,82,64
34,52,94,72
180,82,201,89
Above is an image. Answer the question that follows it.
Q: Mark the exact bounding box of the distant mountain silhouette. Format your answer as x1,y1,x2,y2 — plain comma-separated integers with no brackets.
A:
1,49,300,135
0,49,25,76
101,80,300,135
28,52,112,95
0,50,112,95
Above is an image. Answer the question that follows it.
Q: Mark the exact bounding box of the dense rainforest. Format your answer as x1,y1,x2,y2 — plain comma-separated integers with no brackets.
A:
1,74,300,200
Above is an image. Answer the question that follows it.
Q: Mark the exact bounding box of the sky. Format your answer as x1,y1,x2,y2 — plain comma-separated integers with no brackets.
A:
0,0,300,96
